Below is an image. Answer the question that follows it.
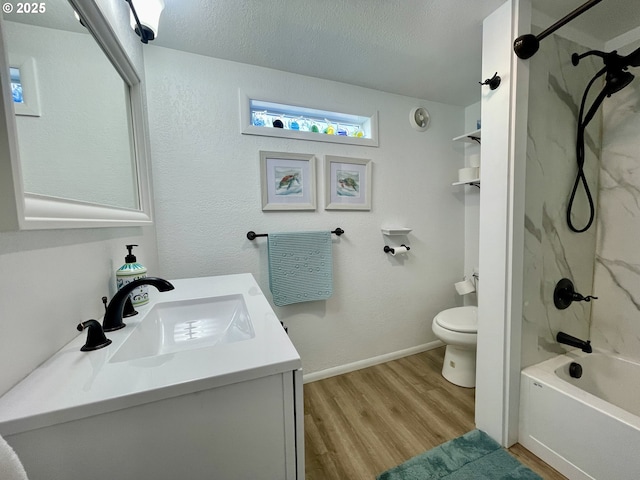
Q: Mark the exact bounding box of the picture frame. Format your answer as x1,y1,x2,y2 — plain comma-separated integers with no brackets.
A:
324,155,372,210
260,151,317,210
9,55,41,117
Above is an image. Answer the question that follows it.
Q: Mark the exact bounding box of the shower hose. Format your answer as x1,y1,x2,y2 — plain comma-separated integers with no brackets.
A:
566,66,607,233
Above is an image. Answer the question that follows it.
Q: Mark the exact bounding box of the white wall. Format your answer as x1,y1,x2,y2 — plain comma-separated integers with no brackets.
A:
144,45,466,377
0,0,158,397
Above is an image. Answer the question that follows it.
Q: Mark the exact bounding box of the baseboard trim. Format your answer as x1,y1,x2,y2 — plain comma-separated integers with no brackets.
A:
303,340,444,384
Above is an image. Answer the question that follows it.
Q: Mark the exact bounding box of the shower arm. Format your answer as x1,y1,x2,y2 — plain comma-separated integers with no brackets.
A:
572,50,609,64
573,46,640,73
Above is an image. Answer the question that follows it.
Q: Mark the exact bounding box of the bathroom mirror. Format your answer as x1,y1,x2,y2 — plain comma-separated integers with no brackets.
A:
0,0,152,230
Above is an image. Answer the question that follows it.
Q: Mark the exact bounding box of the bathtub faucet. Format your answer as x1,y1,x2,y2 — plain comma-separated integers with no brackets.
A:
556,331,592,353
103,277,175,332
554,278,598,310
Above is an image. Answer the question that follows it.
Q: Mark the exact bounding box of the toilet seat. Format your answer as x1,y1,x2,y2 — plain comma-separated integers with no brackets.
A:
434,306,477,333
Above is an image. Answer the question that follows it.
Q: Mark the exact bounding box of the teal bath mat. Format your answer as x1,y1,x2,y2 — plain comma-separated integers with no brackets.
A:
377,429,542,480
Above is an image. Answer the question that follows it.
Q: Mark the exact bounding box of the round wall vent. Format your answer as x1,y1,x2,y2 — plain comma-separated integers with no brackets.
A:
410,107,430,131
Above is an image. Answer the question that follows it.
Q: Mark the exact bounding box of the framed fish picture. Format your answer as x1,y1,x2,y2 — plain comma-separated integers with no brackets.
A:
324,155,371,210
260,151,317,210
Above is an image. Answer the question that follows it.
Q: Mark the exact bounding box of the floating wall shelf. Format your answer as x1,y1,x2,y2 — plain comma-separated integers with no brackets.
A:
452,129,481,144
452,179,480,188
381,228,412,235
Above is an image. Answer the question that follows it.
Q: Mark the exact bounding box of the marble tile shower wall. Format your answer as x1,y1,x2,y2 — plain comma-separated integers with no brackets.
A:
591,39,640,359
521,34,602,368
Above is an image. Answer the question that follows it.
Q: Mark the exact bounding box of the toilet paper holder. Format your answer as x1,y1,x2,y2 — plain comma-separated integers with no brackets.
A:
455,272,479,295
384,245,410,255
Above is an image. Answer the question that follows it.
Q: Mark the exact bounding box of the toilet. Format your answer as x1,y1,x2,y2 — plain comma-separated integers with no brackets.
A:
431,306,478,388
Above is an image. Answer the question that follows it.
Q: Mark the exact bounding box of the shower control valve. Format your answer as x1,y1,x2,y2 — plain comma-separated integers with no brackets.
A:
553,278,598,310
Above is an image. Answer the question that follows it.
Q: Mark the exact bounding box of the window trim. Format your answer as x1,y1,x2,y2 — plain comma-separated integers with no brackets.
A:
239,92,379,147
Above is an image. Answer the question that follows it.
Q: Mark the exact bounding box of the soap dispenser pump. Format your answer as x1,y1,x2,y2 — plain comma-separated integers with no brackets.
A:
116,244,148,307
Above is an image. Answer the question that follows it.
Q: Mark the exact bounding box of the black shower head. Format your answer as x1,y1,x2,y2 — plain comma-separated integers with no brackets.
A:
572,46,640,97
604,70,634,97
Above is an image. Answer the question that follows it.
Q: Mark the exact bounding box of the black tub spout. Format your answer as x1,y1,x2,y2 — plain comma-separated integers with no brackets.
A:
557,331,592,353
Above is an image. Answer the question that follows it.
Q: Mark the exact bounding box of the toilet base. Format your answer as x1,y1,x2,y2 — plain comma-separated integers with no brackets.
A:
441,345,476,388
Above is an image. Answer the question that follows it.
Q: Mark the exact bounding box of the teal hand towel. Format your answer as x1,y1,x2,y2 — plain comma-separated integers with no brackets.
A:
268,231,333,306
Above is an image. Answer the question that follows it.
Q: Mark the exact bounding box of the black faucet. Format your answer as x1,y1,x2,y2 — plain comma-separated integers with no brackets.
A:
77,319,112,351
554,278,598,310
103,277,175,332
556,331,592,353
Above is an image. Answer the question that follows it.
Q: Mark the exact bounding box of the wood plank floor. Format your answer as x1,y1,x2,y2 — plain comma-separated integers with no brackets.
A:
304,347,566,480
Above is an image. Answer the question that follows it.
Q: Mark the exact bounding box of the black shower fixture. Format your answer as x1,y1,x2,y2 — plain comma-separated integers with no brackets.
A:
553,278,597,310
604,69,635,95
513,0,603,60
572,47,640,97
566,45,640,232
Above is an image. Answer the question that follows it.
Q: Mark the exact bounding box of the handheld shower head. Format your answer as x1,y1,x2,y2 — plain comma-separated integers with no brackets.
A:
572,47,638,99
604,70,634,96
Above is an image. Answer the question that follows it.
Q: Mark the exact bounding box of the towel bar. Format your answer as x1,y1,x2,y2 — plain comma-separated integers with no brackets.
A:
247,228,344,241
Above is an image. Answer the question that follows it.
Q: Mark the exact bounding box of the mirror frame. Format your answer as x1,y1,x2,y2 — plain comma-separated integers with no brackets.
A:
0,0,153,230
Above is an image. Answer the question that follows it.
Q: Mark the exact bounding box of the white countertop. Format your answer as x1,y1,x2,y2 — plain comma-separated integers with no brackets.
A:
0,274,301,436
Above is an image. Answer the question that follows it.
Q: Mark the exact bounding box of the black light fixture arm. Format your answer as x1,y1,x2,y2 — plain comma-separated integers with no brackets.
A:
124,0,149,44
513,0,603,59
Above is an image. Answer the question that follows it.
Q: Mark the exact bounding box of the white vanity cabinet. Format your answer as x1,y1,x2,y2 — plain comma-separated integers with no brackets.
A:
6,370,303,480
0,274,304,480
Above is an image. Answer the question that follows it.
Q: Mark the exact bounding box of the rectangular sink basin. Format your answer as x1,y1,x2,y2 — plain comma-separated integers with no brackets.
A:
110,294,255,363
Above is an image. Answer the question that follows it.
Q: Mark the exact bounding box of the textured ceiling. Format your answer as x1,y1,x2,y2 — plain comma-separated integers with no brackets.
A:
6,0,637,106
153,0,505,106
151,0,639,107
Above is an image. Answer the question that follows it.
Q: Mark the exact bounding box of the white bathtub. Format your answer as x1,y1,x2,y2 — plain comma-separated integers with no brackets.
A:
519,350,640,480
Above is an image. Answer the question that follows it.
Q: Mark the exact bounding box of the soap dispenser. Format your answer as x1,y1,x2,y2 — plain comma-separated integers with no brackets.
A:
116,244,148,307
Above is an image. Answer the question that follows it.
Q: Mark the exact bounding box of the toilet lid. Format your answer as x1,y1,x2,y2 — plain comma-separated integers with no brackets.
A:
434,306,478,333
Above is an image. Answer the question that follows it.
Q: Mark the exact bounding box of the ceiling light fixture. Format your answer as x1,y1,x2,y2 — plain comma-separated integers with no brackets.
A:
125,0,165,44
